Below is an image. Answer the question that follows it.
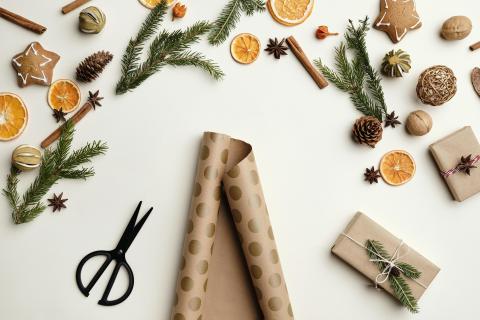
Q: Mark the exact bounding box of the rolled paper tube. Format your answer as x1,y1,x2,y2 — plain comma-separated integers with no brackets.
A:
470,41,480,51
170,132,294,320
61,0,91,14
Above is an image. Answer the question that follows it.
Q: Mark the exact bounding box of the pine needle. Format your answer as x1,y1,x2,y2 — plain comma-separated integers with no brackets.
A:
314,17,390,122
2,120,107,224
116,4,224,95
208,0,265,46
365,239,420,313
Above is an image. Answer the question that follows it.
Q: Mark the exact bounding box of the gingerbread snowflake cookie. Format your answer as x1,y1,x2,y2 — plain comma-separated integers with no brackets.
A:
12,42,60,88
374,0,422,43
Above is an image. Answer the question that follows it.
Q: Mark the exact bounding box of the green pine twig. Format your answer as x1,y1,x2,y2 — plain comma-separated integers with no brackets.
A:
116,4,224,95
365,239,420,313
314,17,390,122
208,0,265,46
2,121,108,224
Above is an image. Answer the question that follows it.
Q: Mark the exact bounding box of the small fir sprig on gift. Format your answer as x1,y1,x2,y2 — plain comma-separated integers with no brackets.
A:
314,17,394,124
208,0,265,46
365,239,421,313
3,120,107,224
116,2,224,94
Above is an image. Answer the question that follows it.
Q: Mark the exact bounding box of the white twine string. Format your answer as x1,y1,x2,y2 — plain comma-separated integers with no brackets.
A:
341,233,427,289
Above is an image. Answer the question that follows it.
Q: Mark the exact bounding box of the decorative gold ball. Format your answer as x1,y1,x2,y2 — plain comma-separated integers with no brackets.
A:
12,145,42,171
416,65,457,106
406,110,433,136
79,6,106,34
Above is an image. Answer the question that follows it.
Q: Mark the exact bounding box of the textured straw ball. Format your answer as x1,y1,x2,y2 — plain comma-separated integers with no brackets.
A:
406,110,432,136
416,65,457,106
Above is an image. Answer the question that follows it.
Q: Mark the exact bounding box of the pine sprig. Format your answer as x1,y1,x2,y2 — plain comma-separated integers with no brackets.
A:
2,121,107,224
116,5,224,95
365,239,420,313
314,17,391,122
208,0,265,46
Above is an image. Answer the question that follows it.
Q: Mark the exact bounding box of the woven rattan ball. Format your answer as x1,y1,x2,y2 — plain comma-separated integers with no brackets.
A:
416,65,457,106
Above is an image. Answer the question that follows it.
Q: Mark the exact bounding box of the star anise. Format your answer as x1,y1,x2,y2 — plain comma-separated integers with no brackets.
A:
384,111,401,128
265,38,288,59
52,108,67,123
364,166,381,184
48,192,68,212
88,90,103,110
456,154,477,175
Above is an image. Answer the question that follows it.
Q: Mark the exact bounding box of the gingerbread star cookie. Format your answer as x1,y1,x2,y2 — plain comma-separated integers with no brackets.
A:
374,0,422,43
12,42,60,88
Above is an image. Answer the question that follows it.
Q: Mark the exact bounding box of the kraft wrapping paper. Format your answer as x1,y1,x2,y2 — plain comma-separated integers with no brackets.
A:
332,212,440,302
170,132,294,320
429,126,480,202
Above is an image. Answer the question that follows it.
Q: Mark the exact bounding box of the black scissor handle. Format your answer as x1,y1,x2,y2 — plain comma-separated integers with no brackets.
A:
76,250,135,306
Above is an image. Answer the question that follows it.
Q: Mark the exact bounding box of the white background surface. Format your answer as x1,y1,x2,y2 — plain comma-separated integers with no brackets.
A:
0,0,479,319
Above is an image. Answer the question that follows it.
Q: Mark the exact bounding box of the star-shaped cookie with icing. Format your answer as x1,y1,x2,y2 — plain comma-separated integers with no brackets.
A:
374,0,422,43
11,42,60,88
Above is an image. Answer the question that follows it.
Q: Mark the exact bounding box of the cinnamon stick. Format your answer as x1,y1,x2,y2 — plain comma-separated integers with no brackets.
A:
286,36,328,89
62,0,91,14
41,103,92,149
470,41,480,51
0,7,46,34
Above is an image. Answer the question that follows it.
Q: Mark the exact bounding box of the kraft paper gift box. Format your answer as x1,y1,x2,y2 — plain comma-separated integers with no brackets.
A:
332,212,440,304
429,126,480,202
170,132,294,320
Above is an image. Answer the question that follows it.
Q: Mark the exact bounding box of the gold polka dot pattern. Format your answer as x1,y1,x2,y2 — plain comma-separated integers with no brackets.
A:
171,132,294,320
170,133,229,320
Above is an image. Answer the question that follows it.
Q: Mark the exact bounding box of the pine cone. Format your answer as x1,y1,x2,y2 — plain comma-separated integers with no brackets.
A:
76,51,113,82
352,116,383,148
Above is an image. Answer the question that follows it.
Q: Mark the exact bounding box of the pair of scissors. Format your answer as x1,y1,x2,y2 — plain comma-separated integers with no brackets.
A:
75,201,153,306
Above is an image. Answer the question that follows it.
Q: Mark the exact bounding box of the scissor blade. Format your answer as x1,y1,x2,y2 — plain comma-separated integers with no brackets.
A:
116,201,142,251
122,207,153,253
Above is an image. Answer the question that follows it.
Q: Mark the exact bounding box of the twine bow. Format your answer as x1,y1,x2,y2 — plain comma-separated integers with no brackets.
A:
368,241,406,287
441,154,480,178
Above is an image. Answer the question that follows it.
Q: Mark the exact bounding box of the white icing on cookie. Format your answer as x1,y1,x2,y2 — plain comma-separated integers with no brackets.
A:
39,55,52,67
17,72,29,85
31,70,47,83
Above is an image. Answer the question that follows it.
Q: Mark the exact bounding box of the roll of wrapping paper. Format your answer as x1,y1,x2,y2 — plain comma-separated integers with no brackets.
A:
171,132,294,320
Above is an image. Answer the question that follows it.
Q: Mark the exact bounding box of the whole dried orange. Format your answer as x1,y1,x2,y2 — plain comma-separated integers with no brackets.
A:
47,79,81,113
230,33,260,64
379,150,416,186
0,93,28,141
139,0,174,9
267,0,314,26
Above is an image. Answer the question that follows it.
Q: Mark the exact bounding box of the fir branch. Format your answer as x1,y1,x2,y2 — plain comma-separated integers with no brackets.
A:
315,17,390,122
2,120,107,224
116,9,223,94
208,0,265,46
365,240,420,313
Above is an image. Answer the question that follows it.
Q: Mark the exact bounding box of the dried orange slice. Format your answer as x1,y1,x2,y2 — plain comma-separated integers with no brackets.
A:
230,33,260,64
47,79,81,113
138,0,174,9
267,0,314,26
0,93,28,141
379,150,416,186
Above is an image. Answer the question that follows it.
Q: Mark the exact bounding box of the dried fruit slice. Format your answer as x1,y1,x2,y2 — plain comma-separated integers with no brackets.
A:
379,150,416,186
0,93,28,141
230,33,260,64
47,79,81,113
267,0,314,26
138,0,174,9
471,67,480,97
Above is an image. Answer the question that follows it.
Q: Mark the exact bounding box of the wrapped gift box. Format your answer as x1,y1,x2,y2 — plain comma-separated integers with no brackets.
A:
332,212,440,303
429,126,480,202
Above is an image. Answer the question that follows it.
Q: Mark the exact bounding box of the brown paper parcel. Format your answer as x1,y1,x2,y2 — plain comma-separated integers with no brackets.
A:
429,126,480,202
170,132,294,320
332,212,440,302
